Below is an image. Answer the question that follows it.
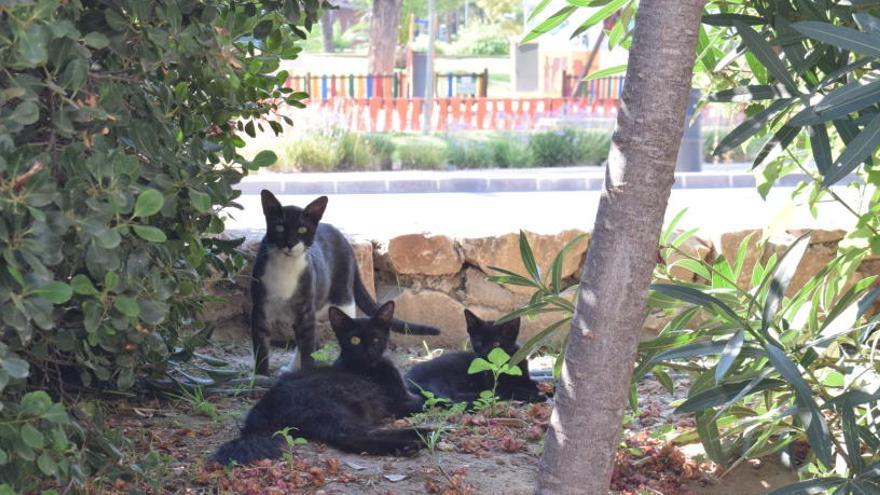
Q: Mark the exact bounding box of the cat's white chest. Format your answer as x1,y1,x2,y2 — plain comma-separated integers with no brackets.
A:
261,246,308,305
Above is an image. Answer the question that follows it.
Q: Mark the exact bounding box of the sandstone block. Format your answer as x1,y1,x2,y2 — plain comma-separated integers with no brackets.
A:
379,234,462,276
352,240,376,300
666,232,714,282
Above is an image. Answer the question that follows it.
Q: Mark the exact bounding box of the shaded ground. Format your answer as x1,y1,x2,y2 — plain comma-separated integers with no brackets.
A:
92,342,798,494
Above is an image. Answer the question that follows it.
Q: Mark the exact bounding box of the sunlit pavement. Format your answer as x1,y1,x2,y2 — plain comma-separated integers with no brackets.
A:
224,185,860,243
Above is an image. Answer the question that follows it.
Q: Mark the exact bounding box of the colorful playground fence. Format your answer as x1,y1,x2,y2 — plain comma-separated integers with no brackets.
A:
562,72,625,100
276,96,621,133
285,70,491,100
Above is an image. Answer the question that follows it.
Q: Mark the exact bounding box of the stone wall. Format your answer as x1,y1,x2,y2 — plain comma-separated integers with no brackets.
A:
204,228,879,349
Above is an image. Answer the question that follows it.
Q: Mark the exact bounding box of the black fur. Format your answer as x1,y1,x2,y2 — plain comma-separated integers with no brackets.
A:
251,191,440,375
213,302,429,465
405,310,545,404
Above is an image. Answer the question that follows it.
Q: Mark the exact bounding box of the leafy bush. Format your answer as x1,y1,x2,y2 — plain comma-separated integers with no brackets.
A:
394,135,448,170
490,134,532,168
0,0,320,491
642,225,880,493
446,137,497,169
364,133,396,170
446,133,533,169
528,128,610,166
447,22,511,56
284,135,340,171
337,132,374,171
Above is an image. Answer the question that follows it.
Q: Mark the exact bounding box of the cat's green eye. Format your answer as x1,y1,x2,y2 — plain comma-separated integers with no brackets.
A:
350,336,361,345
297,226,308,234
274,225,284,233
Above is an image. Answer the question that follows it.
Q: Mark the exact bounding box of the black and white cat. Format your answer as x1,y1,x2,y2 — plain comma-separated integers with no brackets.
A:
212,302,429,465
405,309,545,404
251,190,439,375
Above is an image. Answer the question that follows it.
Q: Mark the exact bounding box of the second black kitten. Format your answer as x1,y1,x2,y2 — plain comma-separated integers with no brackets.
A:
405,310,545,404
213,302,428,465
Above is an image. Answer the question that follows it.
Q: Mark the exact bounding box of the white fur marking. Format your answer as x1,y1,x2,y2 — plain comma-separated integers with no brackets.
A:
340,300,356,317
261,245,308,303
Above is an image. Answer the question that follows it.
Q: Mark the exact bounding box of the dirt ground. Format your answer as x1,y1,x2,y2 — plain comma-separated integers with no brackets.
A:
93,341,798,495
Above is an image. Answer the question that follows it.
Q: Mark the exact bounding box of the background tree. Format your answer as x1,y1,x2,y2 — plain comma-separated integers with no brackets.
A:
535,0,706,492
368,0,403,72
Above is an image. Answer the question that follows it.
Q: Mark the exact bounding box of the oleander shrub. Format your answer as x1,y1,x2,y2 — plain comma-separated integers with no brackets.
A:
0,0,322,491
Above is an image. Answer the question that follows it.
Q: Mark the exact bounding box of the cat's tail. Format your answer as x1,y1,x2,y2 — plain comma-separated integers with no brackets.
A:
330,428,431,456
210,434,282,465
353,271,440,336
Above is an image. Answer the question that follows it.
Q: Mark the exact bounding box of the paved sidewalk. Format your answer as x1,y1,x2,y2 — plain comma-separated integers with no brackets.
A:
238,163,834,195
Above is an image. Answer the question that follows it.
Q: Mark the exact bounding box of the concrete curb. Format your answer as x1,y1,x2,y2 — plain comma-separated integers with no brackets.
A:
236,170,859,195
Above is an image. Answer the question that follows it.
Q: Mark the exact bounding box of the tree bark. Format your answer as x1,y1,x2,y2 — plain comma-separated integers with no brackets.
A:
535,1,706,494
321,10,335,53
368,0,402,73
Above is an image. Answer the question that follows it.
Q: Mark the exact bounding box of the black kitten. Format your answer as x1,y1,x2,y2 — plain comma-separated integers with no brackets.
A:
405,310,545,404
213,302,429,465
251,191,439,375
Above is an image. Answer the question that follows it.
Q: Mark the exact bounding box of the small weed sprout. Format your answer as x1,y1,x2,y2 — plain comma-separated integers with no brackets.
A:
273,427,308,464
468,348,522,414
172,385,218,420
310,343,336,365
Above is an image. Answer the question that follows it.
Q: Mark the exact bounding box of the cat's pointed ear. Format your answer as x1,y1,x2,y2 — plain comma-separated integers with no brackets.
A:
261,190,282,217
464,309,483,335
303,196,328,224
497,317,521,341
372,301,395,330
328,306,353,336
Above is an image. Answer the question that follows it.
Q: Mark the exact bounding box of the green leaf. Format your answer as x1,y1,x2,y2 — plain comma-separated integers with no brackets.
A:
104,271,119,291
133,225,167,243
702,14,765,27
735,22,799,92
810,124,832,175
715,99,792,155
60,58,88,91
252,150,278,169
133,189,164,218
676,377,785,413
695,411,726,465
709,85,792,102
20,391,52,416
569,0,627,40
527,0,552,21
0,449,7,465
549,233,588,292
823,112,880,187
752,125,800,169
509,317,570,366
35,282,73,304
467,357,493,374
113,296,140,317
16,24,49,67
501,364,523,377
20,423,45,449
70,274,98,295
766,477,846,495
715,330,745,384
518,230,540,283
2,357,29,379
791,77,880,127
765,344,833,468
487,348,511,366
761,233,811,334
37,452,57,476
792,21,880,57
83,32,110,49
10,101,40,126
650,340,726,363
650,284,746,326
583,64,627,81
522,5,577,43
188,188,212,213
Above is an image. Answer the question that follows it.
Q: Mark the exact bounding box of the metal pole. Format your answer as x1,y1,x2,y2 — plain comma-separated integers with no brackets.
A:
422,0,435,134
464,0,468,27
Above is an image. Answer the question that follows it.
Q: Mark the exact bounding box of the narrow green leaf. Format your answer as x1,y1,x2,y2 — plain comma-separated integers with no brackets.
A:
527,0,552,22
510,318,570,366
676,377,784,413
549,233,588,293
715,330,745,384
518,230,541,283
735,22,799,92
702,14,765,27
568,0,627,39
133,189,164,218
823,112,880,187
583,64,627,81
650,340,726,363
660,208,688,246
669,259,712,280
752,125,800,168
792,21,880,57
715,99,792,155
810,124,832,175
765,344,833,468
695,411,726,465
791,77,880,126
650,284,746,326
766,477,846,495
709,84,792,102
522,5,577,43
855,13,880,34
761,233,811,334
